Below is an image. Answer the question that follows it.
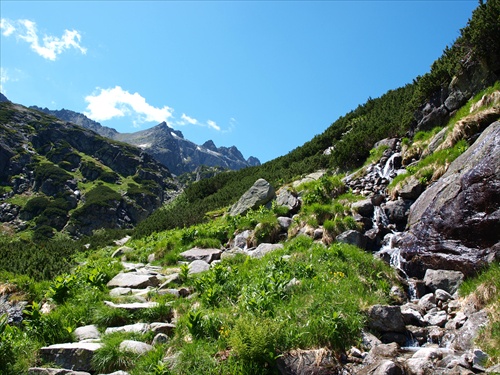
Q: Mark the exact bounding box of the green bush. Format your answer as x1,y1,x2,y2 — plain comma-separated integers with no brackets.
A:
21,197,50,217
34,163,72,187
92,333,142,373
228,317,281,369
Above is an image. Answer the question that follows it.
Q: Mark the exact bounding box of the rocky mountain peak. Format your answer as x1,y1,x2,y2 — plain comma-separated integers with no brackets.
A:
30,106,259,175
202,140,217,151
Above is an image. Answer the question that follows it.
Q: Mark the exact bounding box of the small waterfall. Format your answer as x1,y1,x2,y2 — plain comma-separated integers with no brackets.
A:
378,232,418,302
373,206,390,229
375,152,400,180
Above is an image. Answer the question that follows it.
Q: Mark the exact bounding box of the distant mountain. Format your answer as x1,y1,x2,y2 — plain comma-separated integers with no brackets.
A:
0,101,181,238
115,122,261,175
30,105,119,139
31,106,261,175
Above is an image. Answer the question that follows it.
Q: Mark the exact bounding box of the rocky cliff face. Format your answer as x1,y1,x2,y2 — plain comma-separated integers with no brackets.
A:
399,121,500,278
32,106,261,175
0,102,181,237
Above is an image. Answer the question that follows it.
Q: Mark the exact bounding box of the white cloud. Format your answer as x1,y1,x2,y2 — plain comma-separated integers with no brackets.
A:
84,86,222,131
0,68,9,93
223,117,237,134
0,19,15,36
180,113,198,125
206,120,220,131
0,18,86,60
84,86,174,125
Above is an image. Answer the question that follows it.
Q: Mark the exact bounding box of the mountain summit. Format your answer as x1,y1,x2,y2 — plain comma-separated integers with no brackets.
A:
31,106,260,175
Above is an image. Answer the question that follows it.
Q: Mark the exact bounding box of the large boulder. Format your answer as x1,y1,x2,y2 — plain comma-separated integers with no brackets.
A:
399,121,500,278
423,269,464,295
229,178,275,216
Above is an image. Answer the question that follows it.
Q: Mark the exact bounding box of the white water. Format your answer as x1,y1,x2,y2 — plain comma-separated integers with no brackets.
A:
373,206,390,229
375,152,400,180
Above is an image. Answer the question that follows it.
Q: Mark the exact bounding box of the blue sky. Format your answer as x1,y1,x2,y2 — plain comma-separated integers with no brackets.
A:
1,1,477,163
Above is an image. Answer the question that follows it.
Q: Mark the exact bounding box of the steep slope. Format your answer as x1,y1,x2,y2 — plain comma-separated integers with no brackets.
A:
31,106,261,175
30,105,119,139
0,101,181,238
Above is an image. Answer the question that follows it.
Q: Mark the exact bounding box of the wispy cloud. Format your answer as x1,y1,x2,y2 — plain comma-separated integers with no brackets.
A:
85,86,221,131
206,120,221,131
85,86,174,127
175,113,220,131
0,68,9,93
0,18,86,61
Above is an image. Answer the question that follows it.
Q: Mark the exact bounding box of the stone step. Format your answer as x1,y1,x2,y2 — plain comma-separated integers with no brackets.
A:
104,300,159,311
106,272,160,289
39,342,102,372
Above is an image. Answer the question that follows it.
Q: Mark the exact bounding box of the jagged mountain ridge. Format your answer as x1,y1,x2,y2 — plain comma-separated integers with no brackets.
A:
30,106,261,175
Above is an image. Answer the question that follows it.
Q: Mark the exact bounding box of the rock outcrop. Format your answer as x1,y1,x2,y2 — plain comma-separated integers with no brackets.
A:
399,121,500,278
229,178,276,216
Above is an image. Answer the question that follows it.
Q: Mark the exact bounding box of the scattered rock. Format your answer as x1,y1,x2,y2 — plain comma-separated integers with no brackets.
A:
111,246,134,258
103,301,159,311
188,259,211,274
247,243,284,258
105,323,150,335
28,369,91,375
179,247,222,263
74,325,100,341
119,340,153,355
352,199,374,218
276,348,342,375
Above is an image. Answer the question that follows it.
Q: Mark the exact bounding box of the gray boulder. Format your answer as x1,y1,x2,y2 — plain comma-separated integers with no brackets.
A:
229,179,276,216
424,269,464,295
247,243,284,259
39,342,102,372
400,121,500,278
103,301,159,311
396,175,423,200
188,259,210,274
105,323,150,335
179,248,222,263
74,325,100,341
107,272,160,289
368,305,406,333
336,230,368,250
119,340,153,355
28,369,91,375
278,216,293,230
275,188,301,214
352,199,374,218
276,348,341,375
